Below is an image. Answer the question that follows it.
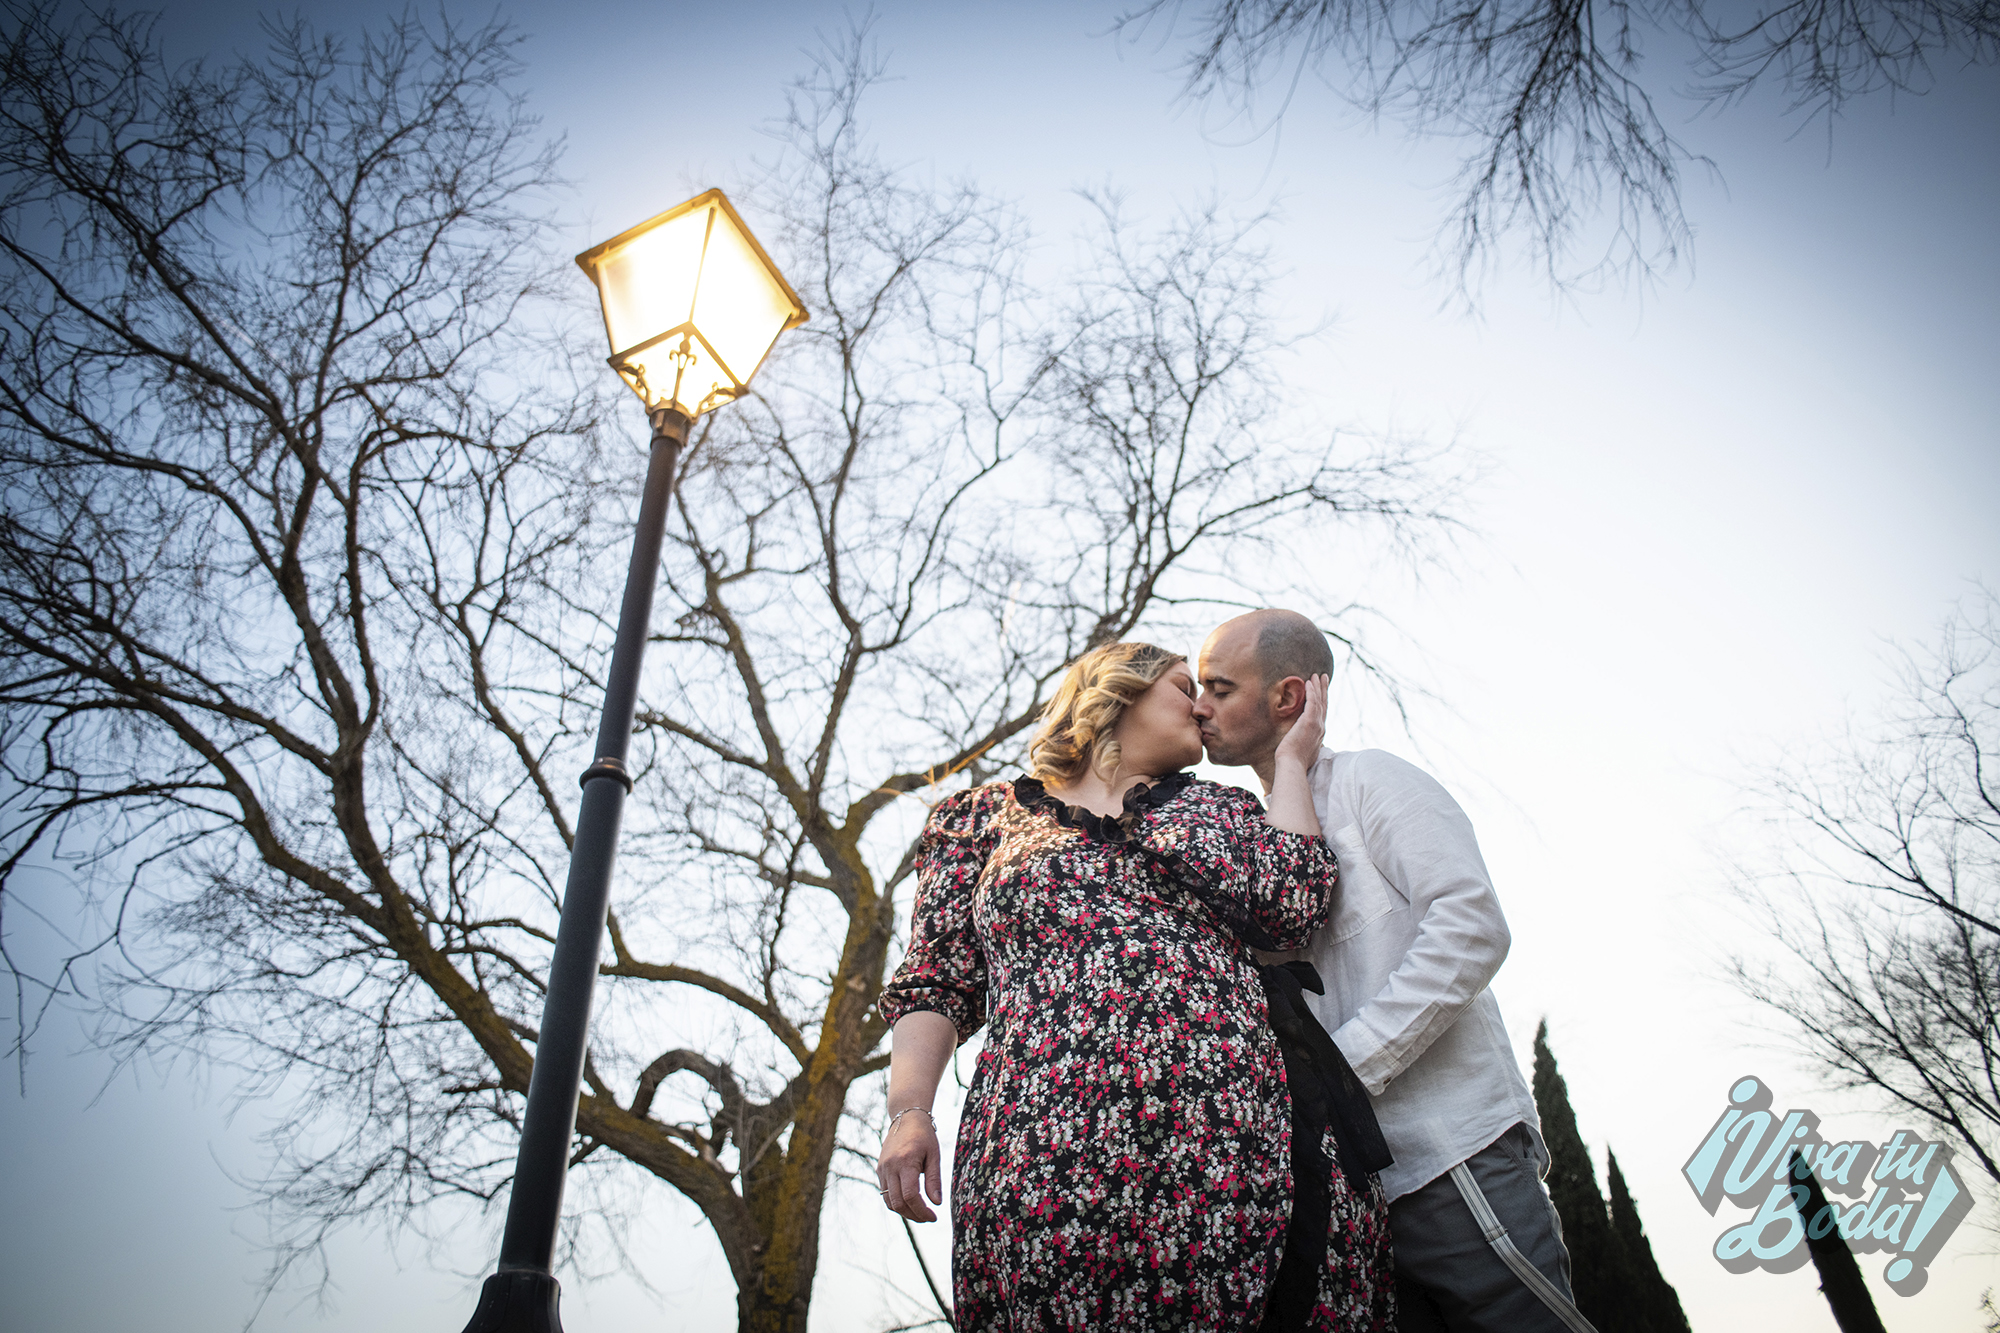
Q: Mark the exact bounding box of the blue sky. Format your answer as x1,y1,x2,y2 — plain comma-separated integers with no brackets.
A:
4,1,1997,1330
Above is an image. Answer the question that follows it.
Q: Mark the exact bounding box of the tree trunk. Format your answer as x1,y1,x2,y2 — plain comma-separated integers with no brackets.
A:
1788,1152,1887,1333
738,1276,812,1333
735,885,892,1332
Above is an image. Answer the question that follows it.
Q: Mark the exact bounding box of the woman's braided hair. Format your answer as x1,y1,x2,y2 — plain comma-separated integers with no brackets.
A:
1027,642,1185,784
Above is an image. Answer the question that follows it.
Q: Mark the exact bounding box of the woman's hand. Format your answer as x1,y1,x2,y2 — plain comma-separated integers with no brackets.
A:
1265,674,1328,836
1273,673,1329,775
878,1107,944,1222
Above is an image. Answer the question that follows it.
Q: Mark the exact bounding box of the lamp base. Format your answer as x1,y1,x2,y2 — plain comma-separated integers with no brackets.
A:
460,1270,563,1333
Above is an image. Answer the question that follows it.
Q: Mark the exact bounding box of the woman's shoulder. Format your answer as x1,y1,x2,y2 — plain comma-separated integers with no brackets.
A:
922,779,1013,837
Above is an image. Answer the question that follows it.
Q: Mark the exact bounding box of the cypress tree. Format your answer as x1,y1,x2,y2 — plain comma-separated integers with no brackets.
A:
1532,1020,1622,1330
1607,1148,1692,1333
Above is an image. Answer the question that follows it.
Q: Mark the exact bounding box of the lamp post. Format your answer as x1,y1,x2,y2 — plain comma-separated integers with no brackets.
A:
462,189,807,1333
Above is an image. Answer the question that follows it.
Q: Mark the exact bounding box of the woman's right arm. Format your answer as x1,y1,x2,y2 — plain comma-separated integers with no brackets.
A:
873,784,998,1221
878,1011,958,1222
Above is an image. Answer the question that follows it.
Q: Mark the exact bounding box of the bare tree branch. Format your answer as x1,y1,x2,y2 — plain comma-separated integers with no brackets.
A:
1728,592,2000,1192
1119,0,1997,295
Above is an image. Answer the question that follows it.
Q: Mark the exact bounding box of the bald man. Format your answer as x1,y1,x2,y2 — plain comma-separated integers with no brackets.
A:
1193,610,1596,1333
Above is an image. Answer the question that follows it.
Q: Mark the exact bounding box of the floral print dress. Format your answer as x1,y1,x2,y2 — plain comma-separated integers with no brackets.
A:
878,773,1395,1332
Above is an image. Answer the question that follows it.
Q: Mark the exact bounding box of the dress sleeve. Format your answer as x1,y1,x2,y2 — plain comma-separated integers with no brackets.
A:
1138,780,1336,952
876,783,1003,1043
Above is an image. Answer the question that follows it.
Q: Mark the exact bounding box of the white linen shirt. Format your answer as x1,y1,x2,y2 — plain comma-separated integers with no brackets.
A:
1302,747,1544,1201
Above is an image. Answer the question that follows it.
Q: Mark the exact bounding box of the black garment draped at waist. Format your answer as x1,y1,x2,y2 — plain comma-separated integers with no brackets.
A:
1256,959,1393,1332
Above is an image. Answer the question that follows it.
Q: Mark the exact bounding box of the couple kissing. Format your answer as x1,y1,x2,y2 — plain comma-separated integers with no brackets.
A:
877,609,1593,1333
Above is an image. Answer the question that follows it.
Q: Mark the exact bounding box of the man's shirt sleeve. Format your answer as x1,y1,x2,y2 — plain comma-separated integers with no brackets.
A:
1327,750,1511,1095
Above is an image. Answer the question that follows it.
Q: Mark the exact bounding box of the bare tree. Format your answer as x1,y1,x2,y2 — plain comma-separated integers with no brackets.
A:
0,8,1467,1331
1117,0,2000,293
1729,593,1999,1194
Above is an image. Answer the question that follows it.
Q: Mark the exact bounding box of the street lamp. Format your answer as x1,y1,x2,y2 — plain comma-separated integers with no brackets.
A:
462,189,807,1333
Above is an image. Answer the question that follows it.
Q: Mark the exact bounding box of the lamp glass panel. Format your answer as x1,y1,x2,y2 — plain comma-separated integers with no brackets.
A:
592,207,708,356
616,328,736,416
689,216,800,384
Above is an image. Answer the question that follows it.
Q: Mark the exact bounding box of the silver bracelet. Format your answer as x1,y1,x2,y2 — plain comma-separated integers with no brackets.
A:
888,1105,935,1135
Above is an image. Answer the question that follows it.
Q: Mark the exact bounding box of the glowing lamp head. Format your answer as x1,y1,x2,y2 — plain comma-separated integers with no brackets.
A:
576,189,808,418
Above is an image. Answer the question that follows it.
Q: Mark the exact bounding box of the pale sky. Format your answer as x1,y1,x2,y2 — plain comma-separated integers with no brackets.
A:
4,2,1996,1330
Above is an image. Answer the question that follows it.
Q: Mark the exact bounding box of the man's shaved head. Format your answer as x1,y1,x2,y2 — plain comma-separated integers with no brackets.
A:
1193,610,1333,778
1232,608,1334,687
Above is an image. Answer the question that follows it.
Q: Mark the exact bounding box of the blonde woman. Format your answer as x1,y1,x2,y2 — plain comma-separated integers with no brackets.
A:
876,642,1394,1332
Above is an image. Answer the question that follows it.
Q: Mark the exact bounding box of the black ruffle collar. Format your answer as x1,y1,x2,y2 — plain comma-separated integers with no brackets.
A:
1011,770,1194,844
